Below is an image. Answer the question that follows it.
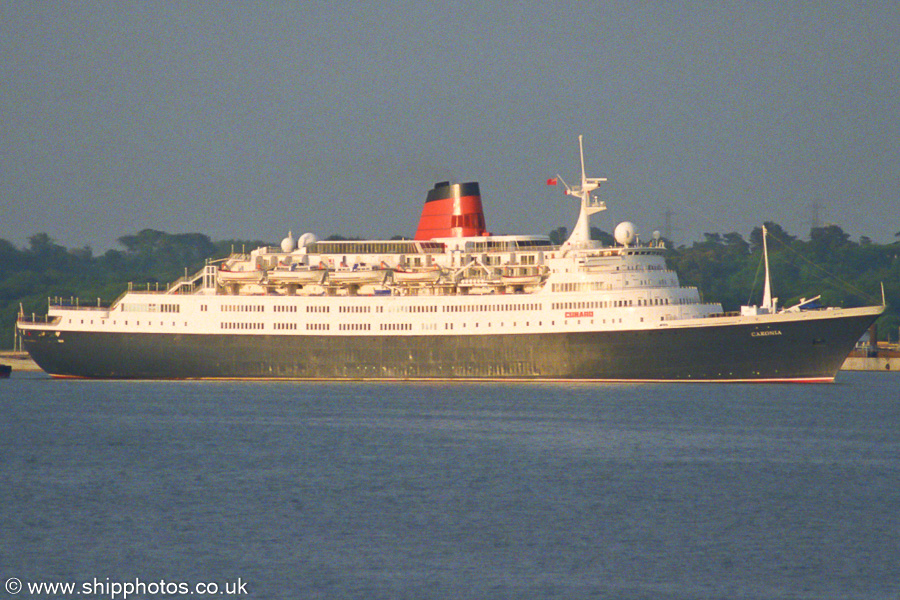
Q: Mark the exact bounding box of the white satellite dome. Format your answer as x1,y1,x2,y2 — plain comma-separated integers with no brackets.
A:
614,221,636,246
297,232,318,248
280,231,296,253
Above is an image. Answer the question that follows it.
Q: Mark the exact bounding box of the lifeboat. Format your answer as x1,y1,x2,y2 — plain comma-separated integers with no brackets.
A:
500,265,548,286
217,264,264,285
267,264,326,285
392,265,442,284
328,263,389,285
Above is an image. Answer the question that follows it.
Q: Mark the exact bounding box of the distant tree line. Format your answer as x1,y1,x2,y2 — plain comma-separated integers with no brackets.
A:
1,229,269,349
2,224,898,349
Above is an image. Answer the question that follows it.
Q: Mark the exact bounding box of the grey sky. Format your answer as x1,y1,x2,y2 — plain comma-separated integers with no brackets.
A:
2,1,898,252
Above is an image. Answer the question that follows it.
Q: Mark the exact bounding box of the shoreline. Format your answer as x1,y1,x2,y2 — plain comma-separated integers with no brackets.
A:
842,356,900,372
0,350,41,372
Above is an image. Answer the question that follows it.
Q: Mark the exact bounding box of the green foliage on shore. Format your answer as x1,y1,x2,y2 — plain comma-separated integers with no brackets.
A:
1,230,270,349
661,223,900,341
2,224,898,349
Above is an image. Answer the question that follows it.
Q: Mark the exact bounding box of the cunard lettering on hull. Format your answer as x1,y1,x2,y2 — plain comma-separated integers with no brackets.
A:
565,311,594,318
17,137,885,382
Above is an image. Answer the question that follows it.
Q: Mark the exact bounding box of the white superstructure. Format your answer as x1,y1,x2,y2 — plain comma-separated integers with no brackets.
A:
42,234,723,338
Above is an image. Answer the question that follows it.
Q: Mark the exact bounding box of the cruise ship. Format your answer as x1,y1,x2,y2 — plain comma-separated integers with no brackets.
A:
17,138,884,381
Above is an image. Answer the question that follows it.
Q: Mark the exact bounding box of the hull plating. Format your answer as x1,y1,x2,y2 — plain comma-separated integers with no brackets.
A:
21,310,879,381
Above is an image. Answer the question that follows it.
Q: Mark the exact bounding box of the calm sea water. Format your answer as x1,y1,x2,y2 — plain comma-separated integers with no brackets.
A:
1,371,898,600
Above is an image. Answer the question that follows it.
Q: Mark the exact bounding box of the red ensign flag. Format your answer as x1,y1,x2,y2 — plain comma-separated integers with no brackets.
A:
547,178,557,185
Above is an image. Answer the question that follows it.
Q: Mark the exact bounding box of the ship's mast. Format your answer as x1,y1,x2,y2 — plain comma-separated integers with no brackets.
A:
561,136,607,247
762,224,776,312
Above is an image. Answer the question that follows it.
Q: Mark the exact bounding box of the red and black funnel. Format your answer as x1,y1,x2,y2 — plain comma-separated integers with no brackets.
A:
414,181,487,240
